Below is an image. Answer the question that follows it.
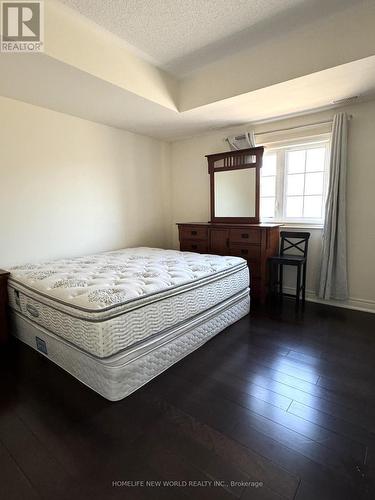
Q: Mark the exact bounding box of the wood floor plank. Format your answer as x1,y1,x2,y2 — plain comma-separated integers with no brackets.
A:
188,342,321,384
140,437,235,500
171,364,293,411
0,440,40,500
142,394,299,499
169,367,366,464
317,373,375,402
1,300,374,500
171,352,375,429
288,401,375,446
294,480,348,500
174,379,365,466
172,343,369,412
284,350,375,387
0,412,76,499
149,371,358,499
240,482,286,500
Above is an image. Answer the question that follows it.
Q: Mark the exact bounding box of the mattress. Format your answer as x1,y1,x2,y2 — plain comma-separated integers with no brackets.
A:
8,247,249,358
11,289,250,401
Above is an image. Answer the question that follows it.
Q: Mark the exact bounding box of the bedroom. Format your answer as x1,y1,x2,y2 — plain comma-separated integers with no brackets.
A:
0,0,375,499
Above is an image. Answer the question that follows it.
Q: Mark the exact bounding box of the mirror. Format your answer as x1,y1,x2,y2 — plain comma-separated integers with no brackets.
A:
214,168,256,217
207,146,264,224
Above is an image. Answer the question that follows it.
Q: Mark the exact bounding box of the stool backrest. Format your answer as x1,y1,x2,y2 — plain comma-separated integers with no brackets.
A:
280,231,310,258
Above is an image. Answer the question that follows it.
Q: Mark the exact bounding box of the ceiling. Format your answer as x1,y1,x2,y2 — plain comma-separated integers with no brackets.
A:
1,0,374,141
1,53,374,140
58,0,358,77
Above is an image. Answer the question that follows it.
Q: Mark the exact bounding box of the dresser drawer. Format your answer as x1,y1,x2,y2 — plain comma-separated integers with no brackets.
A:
180,226,208,240
230,244,261,260
230,228,261,245
180,240,208,253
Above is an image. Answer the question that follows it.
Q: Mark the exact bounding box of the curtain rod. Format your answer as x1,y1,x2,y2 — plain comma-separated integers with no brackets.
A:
231,115,352,140
254,119,333,137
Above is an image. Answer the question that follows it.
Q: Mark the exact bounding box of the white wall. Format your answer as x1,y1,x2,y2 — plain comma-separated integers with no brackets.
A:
2,94,374,313
0,96,171,268
170,100,375,312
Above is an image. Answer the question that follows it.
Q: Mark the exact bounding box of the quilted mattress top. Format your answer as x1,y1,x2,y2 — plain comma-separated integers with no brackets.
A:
9,247,246,314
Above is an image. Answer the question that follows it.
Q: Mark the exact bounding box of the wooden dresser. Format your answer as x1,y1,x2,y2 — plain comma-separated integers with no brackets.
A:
177,223,280,303
0,270,10,344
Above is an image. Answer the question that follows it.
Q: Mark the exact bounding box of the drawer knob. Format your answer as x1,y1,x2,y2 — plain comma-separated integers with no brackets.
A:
241,249,248,255
241,233,249,239
191,230,197,235
191,244,197,250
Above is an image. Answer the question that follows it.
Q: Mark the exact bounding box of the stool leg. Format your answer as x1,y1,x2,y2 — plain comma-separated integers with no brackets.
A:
296,265,301,308
268,261,274,295
302,262,307,304
280,264,284,296
272,262,278,296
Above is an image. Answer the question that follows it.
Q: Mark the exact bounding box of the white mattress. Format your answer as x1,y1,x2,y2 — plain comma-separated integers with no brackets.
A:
8,247,249,358
11,289,250,401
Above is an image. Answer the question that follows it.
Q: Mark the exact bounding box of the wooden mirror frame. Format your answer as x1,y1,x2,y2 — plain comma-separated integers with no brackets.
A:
206,146,264,224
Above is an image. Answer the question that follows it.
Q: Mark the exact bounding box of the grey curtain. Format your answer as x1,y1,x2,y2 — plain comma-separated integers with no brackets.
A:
227,131,256,150
318,112,349,300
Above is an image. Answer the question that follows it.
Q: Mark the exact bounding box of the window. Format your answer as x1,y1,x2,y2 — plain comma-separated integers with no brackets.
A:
260,140,329,224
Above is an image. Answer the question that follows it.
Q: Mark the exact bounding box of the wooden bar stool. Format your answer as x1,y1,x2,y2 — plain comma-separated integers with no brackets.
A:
269,231,310,307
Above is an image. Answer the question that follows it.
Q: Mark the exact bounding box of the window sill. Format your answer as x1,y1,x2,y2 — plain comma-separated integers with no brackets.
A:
261,221,324,229
282,224,324,230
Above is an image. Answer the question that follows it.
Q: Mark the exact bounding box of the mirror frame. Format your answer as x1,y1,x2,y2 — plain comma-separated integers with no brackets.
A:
206,146,264,224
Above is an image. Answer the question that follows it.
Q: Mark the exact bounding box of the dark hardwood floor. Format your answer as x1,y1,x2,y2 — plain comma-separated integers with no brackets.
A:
1,300,375,499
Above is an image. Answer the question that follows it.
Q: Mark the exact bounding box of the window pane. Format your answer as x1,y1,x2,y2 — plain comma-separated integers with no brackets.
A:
305,172,324,195
286,196,303,217
287,173,304,195
260,143,327,223
261,197,275,218
306,147,326,172
304,196,323,218
261,176,275,197
262,154,277,176
287,150,305,173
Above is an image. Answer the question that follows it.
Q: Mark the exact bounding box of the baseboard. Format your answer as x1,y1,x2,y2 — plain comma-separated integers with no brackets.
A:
281,286,375,314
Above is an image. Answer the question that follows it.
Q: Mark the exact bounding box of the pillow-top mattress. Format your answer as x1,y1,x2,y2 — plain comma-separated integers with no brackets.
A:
8,247,249,358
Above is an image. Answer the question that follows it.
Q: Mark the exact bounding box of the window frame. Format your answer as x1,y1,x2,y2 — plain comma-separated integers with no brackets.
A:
260,137,330,225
